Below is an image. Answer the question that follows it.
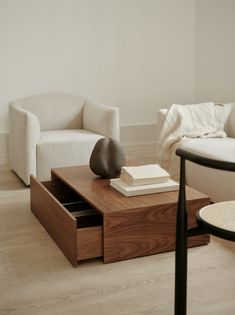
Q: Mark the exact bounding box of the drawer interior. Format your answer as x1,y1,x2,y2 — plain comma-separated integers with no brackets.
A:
43,179,83,204
63,200,103,229
42,179,103,229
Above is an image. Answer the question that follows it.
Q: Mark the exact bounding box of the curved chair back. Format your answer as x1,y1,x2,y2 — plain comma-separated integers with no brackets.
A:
176,147,235,172
10,94,85,131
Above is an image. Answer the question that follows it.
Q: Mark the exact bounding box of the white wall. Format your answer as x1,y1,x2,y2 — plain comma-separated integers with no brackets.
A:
0,0,195,132
195,0,235,103
0,0,195,163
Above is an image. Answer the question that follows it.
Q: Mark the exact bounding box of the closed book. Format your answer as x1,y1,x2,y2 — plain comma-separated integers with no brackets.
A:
121,164,169,186
110,178,179,197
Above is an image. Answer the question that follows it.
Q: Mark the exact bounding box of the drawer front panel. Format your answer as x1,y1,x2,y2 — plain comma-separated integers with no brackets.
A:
77,226,103,261
30,176,77,266
31,176,104,266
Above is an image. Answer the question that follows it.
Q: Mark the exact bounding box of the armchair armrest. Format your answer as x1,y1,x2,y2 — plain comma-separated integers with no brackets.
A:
83,99,119,140
9,104,41,185
226,103,235,137
156,108,168,156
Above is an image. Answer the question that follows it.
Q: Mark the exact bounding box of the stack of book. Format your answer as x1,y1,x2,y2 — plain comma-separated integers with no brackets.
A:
110,164,179,197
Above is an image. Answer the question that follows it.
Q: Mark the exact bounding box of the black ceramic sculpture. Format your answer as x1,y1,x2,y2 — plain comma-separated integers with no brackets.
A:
89,137,126,179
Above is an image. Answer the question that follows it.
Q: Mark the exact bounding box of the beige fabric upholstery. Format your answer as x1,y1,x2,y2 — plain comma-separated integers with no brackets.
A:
37,130,103,182
181,138,235,202
83,99,119,140
9,94,120,185
11,94,85,131
156,103,235,202
9,106,41,183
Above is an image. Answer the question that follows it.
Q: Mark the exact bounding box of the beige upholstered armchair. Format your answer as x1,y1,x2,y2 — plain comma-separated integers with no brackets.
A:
156,103,235,202
9,94,119,185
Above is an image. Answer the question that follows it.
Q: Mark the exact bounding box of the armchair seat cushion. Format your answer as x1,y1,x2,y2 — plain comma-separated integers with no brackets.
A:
37,129,103,181
180,137,235,202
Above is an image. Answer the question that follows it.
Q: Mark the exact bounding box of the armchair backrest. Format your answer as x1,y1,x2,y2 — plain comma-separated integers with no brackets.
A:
10,94,85,131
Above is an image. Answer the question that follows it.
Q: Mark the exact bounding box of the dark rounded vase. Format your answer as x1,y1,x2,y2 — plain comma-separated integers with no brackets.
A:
89,138,126,179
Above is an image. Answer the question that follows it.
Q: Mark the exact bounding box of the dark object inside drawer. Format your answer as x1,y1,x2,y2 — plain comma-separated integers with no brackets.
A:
63,201,103,229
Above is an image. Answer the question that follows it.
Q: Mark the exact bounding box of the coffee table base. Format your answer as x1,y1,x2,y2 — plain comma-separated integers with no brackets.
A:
30,166,210,266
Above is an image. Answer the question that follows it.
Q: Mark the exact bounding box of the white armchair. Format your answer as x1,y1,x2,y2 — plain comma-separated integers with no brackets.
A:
9,94,119,185
157,103,235,202
156,103,235,202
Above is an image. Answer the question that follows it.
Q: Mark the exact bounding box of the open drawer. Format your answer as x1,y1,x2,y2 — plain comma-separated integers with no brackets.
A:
30,175,103,266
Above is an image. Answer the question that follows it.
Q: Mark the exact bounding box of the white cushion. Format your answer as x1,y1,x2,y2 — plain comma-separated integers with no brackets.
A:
180,137,235,202
36,129,103,181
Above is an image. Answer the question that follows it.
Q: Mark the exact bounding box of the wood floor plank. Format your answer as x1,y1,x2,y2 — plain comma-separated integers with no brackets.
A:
0,145,235,315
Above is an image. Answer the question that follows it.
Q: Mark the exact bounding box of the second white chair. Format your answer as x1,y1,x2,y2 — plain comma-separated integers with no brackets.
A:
9,94,119,185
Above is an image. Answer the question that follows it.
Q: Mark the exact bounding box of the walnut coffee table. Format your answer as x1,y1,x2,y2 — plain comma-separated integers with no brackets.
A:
30,165,210,267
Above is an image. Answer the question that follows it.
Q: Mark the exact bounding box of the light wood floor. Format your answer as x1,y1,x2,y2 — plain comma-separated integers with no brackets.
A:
1,146,235,315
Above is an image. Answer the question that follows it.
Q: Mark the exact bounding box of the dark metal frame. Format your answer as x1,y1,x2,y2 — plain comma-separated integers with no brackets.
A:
174,148,235,315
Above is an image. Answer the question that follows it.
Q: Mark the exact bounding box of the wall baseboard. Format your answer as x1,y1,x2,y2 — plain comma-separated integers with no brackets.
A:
0,124,157,165
0,133,8,165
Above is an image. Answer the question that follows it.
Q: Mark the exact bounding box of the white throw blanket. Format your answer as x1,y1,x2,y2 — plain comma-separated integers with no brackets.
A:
158,102,226,179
